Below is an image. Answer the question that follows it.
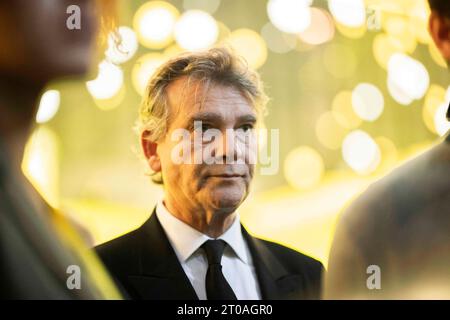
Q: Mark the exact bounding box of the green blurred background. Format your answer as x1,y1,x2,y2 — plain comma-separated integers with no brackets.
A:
24,0,450,265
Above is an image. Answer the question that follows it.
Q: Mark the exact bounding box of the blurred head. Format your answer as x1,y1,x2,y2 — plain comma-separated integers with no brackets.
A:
428,0,450,120
428,0,450,62
139,47,268,215
0,0,114,83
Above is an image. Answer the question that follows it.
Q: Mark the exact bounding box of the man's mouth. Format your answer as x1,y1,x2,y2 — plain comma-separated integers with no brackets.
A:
207,174,244,179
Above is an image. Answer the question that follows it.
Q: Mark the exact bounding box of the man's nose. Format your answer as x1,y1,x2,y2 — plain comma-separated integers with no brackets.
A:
214,130,241,163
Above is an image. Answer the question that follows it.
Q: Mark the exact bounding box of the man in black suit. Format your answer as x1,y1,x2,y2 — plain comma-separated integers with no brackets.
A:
96,48,323,300
325,0,450,299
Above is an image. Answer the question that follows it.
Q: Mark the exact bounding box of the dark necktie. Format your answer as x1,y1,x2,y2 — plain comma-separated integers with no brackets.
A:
202,239,237,300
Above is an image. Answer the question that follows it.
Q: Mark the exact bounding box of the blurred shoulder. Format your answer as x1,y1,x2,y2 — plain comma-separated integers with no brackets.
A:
341,138,450,227
252,236,324,274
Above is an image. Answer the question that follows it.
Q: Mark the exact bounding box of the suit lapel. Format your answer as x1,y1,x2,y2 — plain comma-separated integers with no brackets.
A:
242,226,306,300
128,210,198,300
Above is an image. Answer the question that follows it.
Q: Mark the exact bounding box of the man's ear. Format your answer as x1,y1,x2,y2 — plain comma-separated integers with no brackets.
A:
429,11,450,61
141,130,161,172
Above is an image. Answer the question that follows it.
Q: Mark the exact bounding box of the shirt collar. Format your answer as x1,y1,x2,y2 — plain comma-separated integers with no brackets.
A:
155,199,250,265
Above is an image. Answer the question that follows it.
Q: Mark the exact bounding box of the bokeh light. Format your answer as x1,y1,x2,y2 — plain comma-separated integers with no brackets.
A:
408,0,431,44
133,1,179,49
423,84,447,134
332,91,362,129
93,86,126,111
36,90,60,124
372,33,401,69
335,21,366,39
298,7,335,45
351,83,384,122
174,10,218,51
284,146,324,190
86,61,124,100
387,53,430,105
387,76,414,105
22,126,60,208
225,28,268,69
132,53,167,96
342,130,381,175
105,26,138,65
434,103,450,137
267,0,312,34
328,0,366,28
383,16,417,54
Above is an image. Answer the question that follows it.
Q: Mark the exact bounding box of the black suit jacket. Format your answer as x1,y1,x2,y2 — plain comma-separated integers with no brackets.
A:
96,209,324,300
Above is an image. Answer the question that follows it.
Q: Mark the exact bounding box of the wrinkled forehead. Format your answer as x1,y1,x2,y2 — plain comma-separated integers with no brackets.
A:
165,76,257,124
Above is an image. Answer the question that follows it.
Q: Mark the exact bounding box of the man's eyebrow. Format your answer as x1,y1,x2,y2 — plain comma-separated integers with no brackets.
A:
237,114,257,123
189,112,223,123
183,112,257,127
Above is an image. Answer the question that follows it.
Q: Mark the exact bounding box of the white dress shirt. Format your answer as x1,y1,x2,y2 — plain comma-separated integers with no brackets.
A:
155,200,262,300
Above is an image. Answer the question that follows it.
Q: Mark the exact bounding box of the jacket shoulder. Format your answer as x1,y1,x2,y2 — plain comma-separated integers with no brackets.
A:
95,228,142,274
340,140,450,233
254,237,324,274
251,237,324,299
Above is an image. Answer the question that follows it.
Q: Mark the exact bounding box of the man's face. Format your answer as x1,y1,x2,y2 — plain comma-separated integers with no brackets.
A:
156,78,257,215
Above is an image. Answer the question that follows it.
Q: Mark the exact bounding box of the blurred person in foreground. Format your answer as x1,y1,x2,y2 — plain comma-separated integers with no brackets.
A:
325,0,450,299
96,47,323,300
0,0,120,299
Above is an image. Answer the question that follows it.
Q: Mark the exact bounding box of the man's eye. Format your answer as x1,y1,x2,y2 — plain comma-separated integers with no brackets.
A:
239,124,254,132
201,124,212,132
192,123,212,132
